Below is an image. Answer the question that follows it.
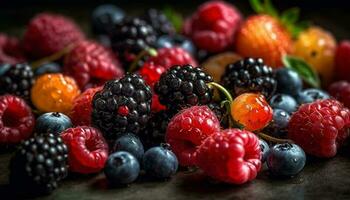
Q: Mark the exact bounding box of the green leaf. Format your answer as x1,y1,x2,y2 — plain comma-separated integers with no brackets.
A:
281,7,300,25
249,0,264,13
163,7,183,33
249,0,278,17
282,55,320,88
263,0,279,17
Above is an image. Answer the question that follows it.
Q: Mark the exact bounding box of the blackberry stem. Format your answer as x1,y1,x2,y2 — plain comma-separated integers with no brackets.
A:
207,82,233,102
257,132,294,144
31,44,74,69
128,48,158,73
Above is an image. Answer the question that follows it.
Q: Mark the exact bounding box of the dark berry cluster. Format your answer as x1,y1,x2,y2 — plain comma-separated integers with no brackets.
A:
141,9,175,36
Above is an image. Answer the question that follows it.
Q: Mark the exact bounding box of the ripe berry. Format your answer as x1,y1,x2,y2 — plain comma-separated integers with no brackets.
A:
10,133,68,195
0,33,25,64
235,15,292,67
148,47,197,70
335,40,350,82
266,143,306,177
221,58,277,99
36,112,72,135
296,88,330,105
196,129,261,184
31,73,81,114
329,81,350,108
156,35,196,56
70,86,102,126
269,94,298,114
34,62,61,77
139,61,166,88
166,106,220,166
275,68,303,97
61,126,109,174
288,99,350,157
155,65,213,111
22,13,85,58
183,1,242,52
142,144,178,179
104,151,140,185
265,109,291,138
0,95,35,144
260,139,269,163
113,133,144,162
64,40,124,90
231,93,273,131
141,8,175,36
91,4,125,35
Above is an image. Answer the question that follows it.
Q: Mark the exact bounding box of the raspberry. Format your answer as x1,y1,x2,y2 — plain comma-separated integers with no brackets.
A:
70,86,102,126
166,106,220,166
183,1,242,53
221,58,277,99
288,99,350,158
0,34,25,64
31,73,81,114
61,126,109,174
151,94,166,112
10,134,68,195
63,40,124,90
22,13,85,58
141,8,175,36
139,61,166,88
335,40,350,82
0,95,35,144
196,129,261,184
231,93,273,131
329,81,350,108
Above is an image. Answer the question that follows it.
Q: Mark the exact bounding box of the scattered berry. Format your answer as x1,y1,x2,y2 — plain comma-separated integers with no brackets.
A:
0,95,35,144
265,109,291,138
22,13,84,58
288,99,350,157
335,41,350,82
221,58,277,99
260,139,269,163
141,8,175,36
269,94,298,114
266,143,306,177
10,133,68,195
91,4,125,35
275,68,303,97
104,151,140,185
156,35,196,56
139,61,166,88
296,88,330,105
61,126,109,174
231,93,273,131
142,144,178,179
329,81,350,108
31,73,81,114
113,133,144,162
34,62,61,77
0,33,25,64
196,129,261,184
166,106,220,166
35,112,72,135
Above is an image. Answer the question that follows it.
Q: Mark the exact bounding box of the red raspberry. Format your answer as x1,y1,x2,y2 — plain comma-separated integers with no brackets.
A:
335,40,350,82
61,126,109,174
139,61,166,87
22,13,85,58
166,106,220,166
151,94,166,112
329,81,350,108
0,95,35,144
64,40,124,90
183,1,242,53
70,86,102,126
148,47,197,69
196,129,261,184
0,34,26,64
288,99,350,158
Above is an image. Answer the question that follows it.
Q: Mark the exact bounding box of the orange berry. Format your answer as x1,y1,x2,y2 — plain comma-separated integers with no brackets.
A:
31,73,80,114
293,26,336,85
231,93,273,131
235,15,292,68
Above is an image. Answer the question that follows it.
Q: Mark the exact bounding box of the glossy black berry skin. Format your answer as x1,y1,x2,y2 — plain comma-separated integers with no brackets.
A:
113,133,144,162
207,103,228,128
141,8,175,36
221,58,277,99
155,65,213,111
156,35,196,56
269,94,298,114
275,68,303,97
265,109,291,138
259,139,269,163
296,88,330,105
35,112,72,135
92,74,152,142
0,63,34,100
91,4,125,35
267,143,306,177
10,133,68,195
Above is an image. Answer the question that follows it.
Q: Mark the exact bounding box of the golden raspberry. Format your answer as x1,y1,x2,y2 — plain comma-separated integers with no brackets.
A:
31,73,80,114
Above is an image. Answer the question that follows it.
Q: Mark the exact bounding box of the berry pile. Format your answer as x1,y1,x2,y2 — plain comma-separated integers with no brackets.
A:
1,0,350,197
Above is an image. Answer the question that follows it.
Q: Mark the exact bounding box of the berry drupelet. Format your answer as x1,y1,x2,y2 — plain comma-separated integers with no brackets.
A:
92,74,152,141
141,8,175,36
221,58,277,99
10,133,68,195
154,65,213,111
0,63,34,100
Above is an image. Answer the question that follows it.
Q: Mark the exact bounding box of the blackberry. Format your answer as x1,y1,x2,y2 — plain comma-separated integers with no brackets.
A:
110,17,157,68
221,58,276,99
141,8,175,36
10,133,68,195
207,102,229,128
92,74,152,142
0,63,34,100
154,65,213,110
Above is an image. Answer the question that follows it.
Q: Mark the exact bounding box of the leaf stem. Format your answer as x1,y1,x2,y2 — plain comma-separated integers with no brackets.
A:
128,48,157,73
257,132,294,144
207,82,233,102
31,44,74,69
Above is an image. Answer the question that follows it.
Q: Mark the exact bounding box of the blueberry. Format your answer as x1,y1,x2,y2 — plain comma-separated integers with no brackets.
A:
91,4,125,35
259,139,269,163
104,151,140,185
267,109,291,138
297,88,330,105
36,112,72,135
267,143,306,177
275,68,303,97
113,133,144,162
142,144,178,179
156,35,196,55
34,62,61,77
270,94,298,113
